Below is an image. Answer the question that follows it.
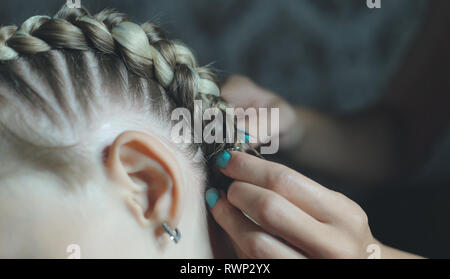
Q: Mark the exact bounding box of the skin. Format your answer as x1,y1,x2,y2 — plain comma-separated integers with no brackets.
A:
211,1,450,257
209,151,422,259
3,1,448,257
221,0,450,184
0,117,219,258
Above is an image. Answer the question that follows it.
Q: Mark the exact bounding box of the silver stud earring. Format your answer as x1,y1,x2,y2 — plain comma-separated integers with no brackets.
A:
162,223,181,244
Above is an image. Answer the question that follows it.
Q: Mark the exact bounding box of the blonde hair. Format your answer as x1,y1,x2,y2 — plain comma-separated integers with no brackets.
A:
0,5,242,186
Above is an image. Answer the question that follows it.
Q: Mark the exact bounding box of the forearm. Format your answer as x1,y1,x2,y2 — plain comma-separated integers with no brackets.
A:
280,105,401,183
280,1,450,183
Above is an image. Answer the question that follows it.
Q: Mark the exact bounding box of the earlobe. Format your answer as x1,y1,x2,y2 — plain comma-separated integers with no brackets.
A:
105,131,183,236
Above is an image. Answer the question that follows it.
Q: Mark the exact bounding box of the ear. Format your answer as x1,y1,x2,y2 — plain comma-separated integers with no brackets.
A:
105,131,184,237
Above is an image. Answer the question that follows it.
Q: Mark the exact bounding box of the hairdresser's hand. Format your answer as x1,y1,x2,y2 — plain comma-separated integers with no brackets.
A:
207,151,381,259
221,75,301,150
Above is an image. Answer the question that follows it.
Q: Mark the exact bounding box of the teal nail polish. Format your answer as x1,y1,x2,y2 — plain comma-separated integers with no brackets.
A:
216,151,231,169
244,134,250,143
237,128,250,143
206,188,220,209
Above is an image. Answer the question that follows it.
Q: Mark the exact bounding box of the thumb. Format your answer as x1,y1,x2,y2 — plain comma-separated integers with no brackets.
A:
221,75,267,107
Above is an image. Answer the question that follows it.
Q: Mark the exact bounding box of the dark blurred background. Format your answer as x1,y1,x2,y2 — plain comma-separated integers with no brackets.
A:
2,0,449,258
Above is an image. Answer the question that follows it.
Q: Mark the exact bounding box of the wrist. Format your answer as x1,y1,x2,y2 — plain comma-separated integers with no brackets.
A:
376,240,424,259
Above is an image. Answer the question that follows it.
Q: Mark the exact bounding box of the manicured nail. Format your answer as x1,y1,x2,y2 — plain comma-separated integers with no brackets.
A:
237,129,250,143
244,134,250,143
206,188,220,209
216,151,231,169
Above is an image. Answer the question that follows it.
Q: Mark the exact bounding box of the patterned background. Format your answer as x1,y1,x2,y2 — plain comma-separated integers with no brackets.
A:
2,0,449,258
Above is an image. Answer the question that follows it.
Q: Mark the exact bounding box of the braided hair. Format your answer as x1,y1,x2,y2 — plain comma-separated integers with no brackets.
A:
0,5,245,187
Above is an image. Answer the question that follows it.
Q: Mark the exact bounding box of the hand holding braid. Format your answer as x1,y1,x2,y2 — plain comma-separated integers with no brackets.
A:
0,6,220,101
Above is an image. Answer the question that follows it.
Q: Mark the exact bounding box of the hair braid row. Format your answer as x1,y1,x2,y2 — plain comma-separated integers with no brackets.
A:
0,5,220,105
0,5,254,190
0,5,251,179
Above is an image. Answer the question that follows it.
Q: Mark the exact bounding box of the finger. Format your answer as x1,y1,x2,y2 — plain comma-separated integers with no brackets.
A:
234,109,275,147
221,76,286,147
227,181,329,255
218,151,346,222
221,75,283,112
230,240,248,259
208,190,306,259
221,75,269,108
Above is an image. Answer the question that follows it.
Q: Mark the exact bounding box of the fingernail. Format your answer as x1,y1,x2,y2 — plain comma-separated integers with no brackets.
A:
206,188,220,209
244,134,250,143
216,151,231,169
237,129,250,143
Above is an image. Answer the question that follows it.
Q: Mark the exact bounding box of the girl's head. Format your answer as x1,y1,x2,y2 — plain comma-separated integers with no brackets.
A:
0,5,239,258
